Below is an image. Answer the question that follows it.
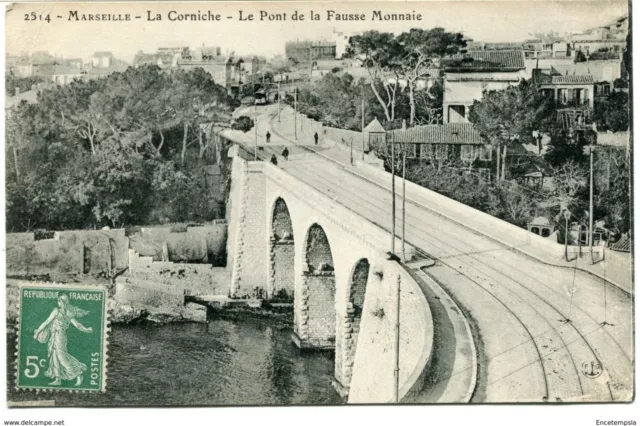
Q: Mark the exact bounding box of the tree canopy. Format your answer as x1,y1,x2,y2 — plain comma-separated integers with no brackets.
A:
347,28,464,125
6,65,239,231
468,79,555,180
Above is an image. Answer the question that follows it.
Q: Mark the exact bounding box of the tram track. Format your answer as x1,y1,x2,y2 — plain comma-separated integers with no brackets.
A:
261,106,632,401
279,158,630,401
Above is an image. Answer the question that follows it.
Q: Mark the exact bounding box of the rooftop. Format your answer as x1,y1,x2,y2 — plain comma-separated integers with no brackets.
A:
93,51,114,58
443,50,525,72
52,65,85,75
364,118,386,133
588,52,622,61
389,123,484,145
533,69,595,85
86,65,128,75
610,234,630,252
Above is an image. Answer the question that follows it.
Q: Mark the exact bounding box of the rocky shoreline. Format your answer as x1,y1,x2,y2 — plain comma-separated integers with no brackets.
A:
6,278,293,328
111,300,293,328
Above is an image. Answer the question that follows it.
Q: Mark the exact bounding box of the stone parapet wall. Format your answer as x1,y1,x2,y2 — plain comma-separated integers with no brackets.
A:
348,260,433,403
354,160,631,293
265,162,413,260
129,223,227,266
6,229,129,278
128,249,229,295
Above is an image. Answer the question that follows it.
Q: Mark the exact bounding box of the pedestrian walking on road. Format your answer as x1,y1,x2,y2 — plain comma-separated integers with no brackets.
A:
314,132,319,145
270,154,278,166
282,147,289,161
266,131,271,144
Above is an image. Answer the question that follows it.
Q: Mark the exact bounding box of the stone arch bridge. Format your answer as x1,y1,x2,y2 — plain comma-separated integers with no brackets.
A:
226,153,431,401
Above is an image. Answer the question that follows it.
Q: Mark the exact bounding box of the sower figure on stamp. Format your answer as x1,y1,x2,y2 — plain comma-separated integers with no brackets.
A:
266,131,271,144
282,147,289,161
33,295,93,386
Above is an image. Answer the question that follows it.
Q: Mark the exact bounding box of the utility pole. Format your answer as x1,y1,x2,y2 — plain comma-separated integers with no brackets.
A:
361,97,365,161
277,81,281,122
402,145,406,262
254,102,258,161
564,209,571,261
393,273,401,403
589,147,594,259
391,132,396,255
294,88,298,139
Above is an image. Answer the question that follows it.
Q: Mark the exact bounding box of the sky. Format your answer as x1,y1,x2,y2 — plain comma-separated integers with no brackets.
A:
5,1,629,63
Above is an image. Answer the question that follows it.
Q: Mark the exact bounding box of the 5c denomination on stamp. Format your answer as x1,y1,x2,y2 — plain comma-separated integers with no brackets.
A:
15,283,109,392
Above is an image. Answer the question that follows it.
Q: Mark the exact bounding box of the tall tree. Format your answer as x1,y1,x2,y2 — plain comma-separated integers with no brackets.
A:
594,91,629,132
168,68,235,165
346,31,404,122
395,28,465,125
468,80,555,181
268,56,294,83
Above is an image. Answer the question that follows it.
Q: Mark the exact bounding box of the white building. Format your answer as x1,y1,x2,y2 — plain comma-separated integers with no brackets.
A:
91,51,113,68
442,50,527,123
333,30,358,59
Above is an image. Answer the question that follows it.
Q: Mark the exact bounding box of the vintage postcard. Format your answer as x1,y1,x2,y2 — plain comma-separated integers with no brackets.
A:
3,0,634,410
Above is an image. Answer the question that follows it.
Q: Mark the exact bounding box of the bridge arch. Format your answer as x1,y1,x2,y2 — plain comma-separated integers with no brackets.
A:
335,258,370,390
294,223,337,349
268,197,295,300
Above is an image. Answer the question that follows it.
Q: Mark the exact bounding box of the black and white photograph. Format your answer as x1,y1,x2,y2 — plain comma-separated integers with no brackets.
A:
1,0,635,422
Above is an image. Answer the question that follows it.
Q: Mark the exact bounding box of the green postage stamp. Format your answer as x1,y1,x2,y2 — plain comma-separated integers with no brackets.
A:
15,283,109,392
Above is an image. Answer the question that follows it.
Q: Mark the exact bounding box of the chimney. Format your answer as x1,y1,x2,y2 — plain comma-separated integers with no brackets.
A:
15,87,20,96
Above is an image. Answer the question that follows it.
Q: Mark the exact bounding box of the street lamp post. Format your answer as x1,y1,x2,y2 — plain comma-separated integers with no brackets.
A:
361,97,365,161
350,138,354,166
294,88,298,139
564,209,572,261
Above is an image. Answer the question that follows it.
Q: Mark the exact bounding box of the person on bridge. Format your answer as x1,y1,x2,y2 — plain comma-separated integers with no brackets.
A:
270,154,278,166
266,131,271,144
282,147,289,161
314,132,319,145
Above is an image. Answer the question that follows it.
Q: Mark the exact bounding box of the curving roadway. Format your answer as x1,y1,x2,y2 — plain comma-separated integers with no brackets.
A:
241,104,634,403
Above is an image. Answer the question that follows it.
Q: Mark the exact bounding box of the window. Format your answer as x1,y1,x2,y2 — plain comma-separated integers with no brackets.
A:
448,105,467,123
406,144,417,158
420,144,432,158
541,228,551,238
604,85,611,95
460,145,477,161
479,145,493,161
433,145,449,160
531,227,541,235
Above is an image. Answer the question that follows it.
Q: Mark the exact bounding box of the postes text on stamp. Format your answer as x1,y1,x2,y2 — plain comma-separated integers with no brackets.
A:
15,284,109,392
